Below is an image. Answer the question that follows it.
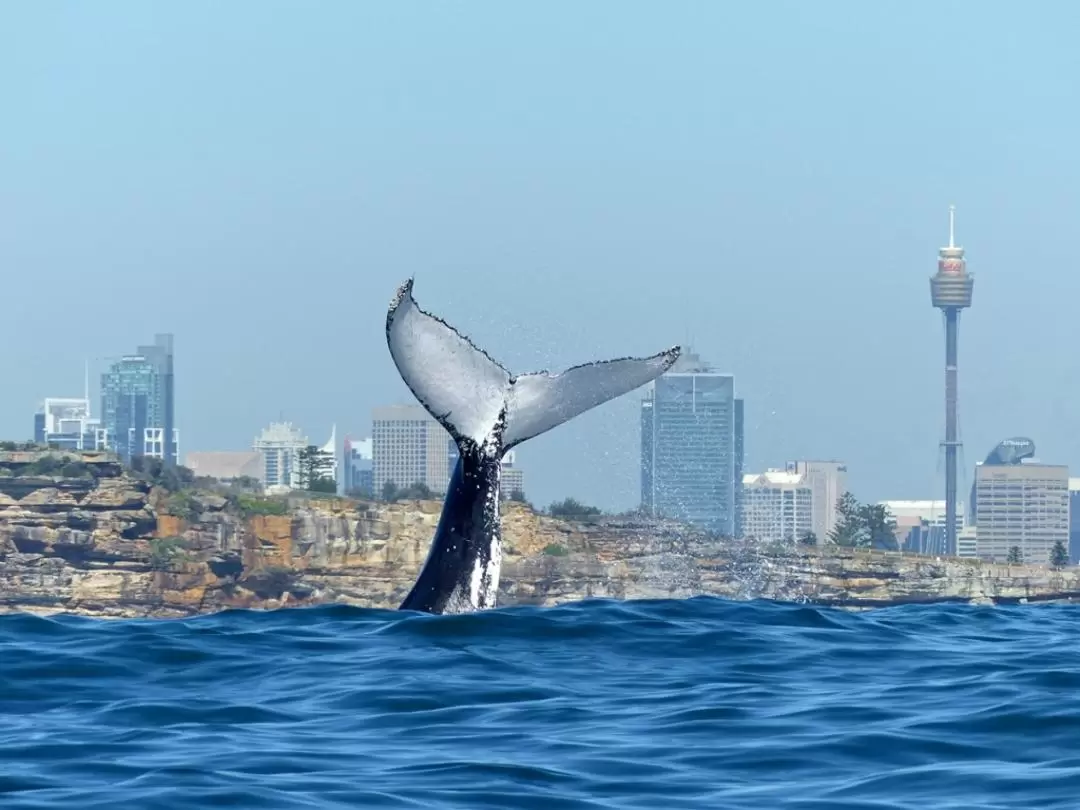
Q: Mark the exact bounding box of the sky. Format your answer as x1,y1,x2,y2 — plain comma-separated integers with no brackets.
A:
2,2,1079,511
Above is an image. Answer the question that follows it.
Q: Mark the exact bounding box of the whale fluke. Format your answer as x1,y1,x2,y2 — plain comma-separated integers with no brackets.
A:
386,278,680,614
387,278,680,452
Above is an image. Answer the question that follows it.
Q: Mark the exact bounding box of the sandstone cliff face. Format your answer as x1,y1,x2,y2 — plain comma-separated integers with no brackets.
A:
3,451,1080,618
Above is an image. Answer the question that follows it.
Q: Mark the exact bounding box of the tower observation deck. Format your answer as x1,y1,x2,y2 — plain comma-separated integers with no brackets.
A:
930,206,974,309
929,206,974,555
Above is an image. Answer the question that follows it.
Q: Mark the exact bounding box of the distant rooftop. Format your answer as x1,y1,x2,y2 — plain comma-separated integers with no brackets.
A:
185,451,263,481
743,470,805,486
880,500,965,518
372,404,438,422
649,345,736,378
254,421,309,446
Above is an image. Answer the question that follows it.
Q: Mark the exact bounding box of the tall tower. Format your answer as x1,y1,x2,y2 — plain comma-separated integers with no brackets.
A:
929,206,974,555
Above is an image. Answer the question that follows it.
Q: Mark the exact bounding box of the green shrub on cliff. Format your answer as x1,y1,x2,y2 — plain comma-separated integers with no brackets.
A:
148,536,192,571
59,461,96,479
127,456,195,493
3,454,97,479
547,498,601,520
165,491,202,523
543,543,569,557
234,494,289,517
20,455,67,477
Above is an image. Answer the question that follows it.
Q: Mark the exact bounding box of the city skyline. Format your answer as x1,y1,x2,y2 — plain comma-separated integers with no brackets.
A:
13,192,1073,516
5,3,1079,512
21,262,1075,516
24,335,1076,563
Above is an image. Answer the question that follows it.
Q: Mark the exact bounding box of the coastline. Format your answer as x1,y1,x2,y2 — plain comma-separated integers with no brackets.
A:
2,450,1079,618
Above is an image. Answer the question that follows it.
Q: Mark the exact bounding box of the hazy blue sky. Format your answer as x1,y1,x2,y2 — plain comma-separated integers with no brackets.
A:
2,2,1078,510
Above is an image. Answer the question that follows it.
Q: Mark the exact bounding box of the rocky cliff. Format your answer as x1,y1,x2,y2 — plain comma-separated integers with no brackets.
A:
3,450,1080,618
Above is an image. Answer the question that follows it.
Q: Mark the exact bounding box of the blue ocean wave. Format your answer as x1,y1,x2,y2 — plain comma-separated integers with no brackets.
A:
3,598,1080,809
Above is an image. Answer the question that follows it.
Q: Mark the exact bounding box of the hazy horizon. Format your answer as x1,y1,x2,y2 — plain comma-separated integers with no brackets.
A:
3,2,1079,510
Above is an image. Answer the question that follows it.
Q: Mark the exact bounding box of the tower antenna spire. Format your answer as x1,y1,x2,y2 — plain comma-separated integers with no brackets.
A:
948,204,956,249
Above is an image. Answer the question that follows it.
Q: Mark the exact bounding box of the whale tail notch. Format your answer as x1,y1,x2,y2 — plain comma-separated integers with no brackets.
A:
386,279,681,451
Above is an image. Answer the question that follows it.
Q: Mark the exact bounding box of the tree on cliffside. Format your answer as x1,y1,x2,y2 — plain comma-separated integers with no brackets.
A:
861,503,899,551
128,456,195,492
1051,540,1069,569
828,492,866,547
399,482,434,500
379,480,435,502
296,445,336,493
1007,546,1023,564
548,498,602,519
826,494,897,550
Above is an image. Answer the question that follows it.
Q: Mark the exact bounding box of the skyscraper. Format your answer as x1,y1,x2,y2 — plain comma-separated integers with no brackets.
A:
975,460,1068,565
100,334,177,464
640,348,738,535
500,450,526,500
741,469,813,542
253,422,309,491
372,404,452,495
929,207,974,557
968,437,1035,527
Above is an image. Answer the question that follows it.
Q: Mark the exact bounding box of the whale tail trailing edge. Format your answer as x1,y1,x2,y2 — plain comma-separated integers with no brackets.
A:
386,279,680,451
501,352,681,449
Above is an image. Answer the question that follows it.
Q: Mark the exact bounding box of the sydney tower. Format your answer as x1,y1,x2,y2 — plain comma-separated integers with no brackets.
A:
929,206,974,555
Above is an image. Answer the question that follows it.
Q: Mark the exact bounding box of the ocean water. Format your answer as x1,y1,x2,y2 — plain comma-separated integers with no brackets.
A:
2,598,1080,809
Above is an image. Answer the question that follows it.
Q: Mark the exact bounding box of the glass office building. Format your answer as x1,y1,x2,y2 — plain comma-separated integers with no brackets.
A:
100,334,177,465
640,349,742,536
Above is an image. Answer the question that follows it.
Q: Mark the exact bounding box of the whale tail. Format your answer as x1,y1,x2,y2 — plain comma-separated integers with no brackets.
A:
386,279,680,452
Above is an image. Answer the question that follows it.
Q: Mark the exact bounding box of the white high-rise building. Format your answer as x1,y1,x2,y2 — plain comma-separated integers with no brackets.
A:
373,405,452,495
253,422,308,492
742,470,814,542
34,397,109,451
500,449,525,500
252,422,337,492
